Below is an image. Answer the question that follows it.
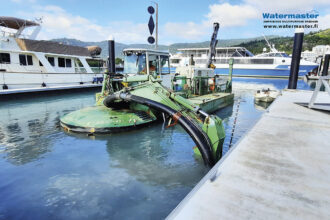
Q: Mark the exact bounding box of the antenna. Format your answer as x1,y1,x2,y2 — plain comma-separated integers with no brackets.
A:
263,34,278,53
263,34,272,51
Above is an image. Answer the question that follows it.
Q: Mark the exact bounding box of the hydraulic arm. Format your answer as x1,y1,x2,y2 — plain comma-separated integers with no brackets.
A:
103,76,225,167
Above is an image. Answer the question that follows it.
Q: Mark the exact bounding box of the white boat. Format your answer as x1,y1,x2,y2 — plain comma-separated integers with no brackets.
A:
170,46,318,77
254,88,280,103
0,17,106,92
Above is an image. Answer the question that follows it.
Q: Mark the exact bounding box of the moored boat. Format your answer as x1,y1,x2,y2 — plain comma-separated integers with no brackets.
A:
0,16,106,92
170,38,318,77
254,88,280,103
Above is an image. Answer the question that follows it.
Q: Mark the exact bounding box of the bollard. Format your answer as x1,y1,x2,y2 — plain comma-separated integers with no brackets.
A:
227,58,234,93
288,29,304,89
322,54,330,76
189,54,195,66
108,37,116,75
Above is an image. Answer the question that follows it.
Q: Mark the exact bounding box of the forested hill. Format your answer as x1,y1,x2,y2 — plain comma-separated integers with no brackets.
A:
234,29,330,55
51,29,329,57
51,36,278,57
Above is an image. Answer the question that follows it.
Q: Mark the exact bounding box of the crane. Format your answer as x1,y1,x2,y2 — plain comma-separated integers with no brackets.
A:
206,22,220,69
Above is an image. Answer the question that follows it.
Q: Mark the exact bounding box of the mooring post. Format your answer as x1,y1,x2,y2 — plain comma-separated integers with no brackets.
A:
102,37,116,95
288,29,304,89
322,54,330,76
189,54,195,66
227,58,234,93
108,37,116,75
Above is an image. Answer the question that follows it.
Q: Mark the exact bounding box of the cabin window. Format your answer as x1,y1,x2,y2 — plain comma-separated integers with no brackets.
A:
39,61,43,66
0,53,10,64
160,55,170,74
124,53,147,74
251,59,274,64
19,54,26,65
27,55,33,65
58,58,72,68
19,54,33,66
47,57,55,66
65,59,72,68
58,58,65,67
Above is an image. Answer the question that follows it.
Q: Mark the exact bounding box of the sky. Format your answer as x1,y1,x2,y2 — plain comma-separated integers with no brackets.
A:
0,0,329,45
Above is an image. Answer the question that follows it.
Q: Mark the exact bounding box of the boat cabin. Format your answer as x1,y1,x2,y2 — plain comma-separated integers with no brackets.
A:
123,48,170,78
0,16,105,75
177,47,254,58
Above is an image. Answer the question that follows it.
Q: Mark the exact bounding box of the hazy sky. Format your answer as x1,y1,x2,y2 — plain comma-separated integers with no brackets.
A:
1,0,329,44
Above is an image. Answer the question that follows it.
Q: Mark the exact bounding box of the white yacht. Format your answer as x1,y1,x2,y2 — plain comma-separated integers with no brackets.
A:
170,46,318,77
0,17,105,92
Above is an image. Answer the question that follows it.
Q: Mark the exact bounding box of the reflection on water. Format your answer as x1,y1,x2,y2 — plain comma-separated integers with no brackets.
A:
0,78,311,219
254,101,272,111
0,92,94,165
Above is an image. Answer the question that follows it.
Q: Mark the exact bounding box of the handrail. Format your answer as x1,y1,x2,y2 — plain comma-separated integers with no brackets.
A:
0,62,106,74
308,76,330,108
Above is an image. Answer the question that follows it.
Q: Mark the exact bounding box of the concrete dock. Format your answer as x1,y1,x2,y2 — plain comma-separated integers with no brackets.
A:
168,89,330,220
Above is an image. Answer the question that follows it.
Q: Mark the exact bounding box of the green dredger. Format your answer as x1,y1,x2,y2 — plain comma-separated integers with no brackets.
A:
60,24,232,167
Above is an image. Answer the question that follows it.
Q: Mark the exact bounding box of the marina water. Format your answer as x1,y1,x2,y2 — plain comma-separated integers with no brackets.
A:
0,77,311,219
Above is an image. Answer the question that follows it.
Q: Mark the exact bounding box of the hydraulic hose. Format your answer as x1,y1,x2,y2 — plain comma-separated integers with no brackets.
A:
103,93,121,108
103,92,215,167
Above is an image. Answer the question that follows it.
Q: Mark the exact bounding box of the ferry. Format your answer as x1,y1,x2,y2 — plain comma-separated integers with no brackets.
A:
170,47,318,77
0,17,105,92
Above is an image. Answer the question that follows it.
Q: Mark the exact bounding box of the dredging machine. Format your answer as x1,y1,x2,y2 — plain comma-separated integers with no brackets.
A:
171,22,234,112
60,24,231,167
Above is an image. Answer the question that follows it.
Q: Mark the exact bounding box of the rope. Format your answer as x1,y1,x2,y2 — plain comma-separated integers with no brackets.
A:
229,98,241,148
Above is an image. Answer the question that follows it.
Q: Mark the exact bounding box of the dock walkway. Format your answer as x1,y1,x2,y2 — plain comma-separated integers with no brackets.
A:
168,89,330,220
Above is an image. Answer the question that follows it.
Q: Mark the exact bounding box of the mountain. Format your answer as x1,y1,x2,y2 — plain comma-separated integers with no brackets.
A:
50,29,329,58
234,29,330,55
51,38,170,57
50,35,279,58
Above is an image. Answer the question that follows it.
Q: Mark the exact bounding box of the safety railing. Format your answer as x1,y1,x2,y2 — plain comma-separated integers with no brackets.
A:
90,67,107,74
308,76,330,109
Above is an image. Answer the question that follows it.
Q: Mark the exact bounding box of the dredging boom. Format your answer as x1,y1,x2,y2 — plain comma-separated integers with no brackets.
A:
206,22,219,69
103,77,225,167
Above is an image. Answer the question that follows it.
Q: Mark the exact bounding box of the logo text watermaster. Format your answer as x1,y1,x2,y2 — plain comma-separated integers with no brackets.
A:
263,13,319,19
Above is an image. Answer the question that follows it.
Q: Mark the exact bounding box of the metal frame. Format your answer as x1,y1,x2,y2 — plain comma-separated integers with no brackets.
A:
308,75,330,108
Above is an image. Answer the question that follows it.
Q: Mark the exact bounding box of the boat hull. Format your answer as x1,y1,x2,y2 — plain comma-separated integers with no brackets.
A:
171,64,318,77
0,72,103,90
214,64,318,77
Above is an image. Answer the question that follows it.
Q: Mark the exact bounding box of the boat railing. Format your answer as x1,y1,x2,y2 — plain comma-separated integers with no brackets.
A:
172,75,230,95
194,58,275,65
74,67,106,74
0,30,15,38
0,62,105,74
74,67,88,73
90,67,107,74
0,62,44,73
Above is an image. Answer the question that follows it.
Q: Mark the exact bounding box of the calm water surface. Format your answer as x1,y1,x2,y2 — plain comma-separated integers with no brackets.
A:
0,78,311,220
